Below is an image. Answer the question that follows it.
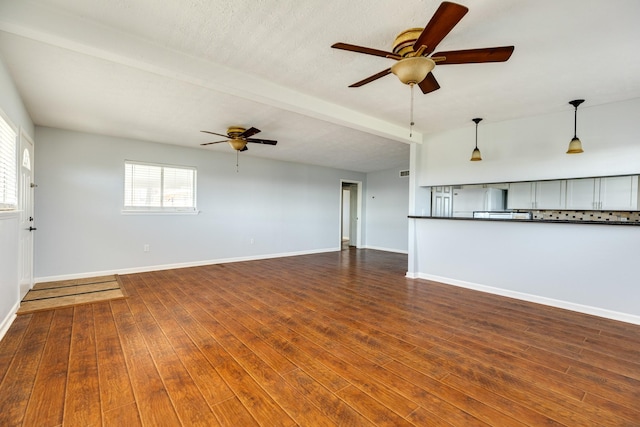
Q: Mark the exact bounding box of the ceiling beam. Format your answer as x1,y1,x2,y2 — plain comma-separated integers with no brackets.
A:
0,1,422,144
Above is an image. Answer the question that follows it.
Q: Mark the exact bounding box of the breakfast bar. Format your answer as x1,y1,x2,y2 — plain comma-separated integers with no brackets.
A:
407,214,640,324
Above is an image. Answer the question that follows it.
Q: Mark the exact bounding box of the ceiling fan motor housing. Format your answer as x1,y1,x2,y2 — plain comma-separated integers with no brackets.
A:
226,126,246,138
393,28,425,57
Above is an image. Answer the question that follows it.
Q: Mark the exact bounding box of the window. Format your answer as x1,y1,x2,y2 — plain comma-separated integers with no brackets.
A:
0,112,17,210
124,161,197,212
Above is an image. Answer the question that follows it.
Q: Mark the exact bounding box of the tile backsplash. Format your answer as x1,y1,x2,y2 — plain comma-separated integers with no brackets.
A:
525,210,640,223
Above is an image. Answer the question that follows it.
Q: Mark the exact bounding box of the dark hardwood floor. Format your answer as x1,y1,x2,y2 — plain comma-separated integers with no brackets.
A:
1,249,639,426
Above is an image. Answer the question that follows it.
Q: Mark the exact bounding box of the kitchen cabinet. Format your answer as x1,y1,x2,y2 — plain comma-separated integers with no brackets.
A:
566,176,638,210
535,180,566,209
506,182,534,209
565,178,597,209
507,180,565,209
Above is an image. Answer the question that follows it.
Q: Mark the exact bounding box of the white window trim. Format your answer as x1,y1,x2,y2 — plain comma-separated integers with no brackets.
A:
0,108,18,211
122,160,198,215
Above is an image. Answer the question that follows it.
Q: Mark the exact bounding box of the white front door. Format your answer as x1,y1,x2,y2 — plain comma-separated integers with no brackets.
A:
18,131,34,299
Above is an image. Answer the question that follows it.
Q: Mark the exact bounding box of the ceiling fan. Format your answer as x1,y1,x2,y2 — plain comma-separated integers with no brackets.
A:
200,126,277,152
331,1,514,94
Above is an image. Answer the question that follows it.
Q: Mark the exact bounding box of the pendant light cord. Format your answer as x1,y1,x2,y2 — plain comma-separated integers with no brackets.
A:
573,105,578,139
475,121,479,149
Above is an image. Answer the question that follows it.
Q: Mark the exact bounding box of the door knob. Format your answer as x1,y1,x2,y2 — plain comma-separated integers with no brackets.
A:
28,227,37,231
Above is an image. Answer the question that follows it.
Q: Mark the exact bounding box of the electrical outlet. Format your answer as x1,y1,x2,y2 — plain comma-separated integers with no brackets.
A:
144,244,150,252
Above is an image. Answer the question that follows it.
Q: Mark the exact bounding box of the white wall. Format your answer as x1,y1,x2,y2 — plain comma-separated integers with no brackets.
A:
0,212,19,337
412,219,640,323
419,98,640,186
364,165,409,253
411,97,640,324
0,53,34,338
34,127,366,280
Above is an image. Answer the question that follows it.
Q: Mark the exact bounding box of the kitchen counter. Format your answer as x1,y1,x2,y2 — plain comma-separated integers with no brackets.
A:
408,215,640,226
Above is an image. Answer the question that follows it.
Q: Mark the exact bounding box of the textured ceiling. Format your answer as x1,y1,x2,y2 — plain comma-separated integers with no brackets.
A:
1,0,640,172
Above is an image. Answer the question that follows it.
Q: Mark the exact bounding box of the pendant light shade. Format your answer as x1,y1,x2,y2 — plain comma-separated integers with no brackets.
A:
470,118,483,161
567,99,585,154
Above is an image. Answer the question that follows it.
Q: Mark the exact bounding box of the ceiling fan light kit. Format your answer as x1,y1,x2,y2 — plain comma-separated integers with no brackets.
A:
228,139,247,151
567,99,585,154
390,57,435,85
470,118,483,161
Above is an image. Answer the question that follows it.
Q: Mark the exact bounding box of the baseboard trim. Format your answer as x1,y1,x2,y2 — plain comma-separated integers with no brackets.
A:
412,273,640,326
0,301,20,342
363,245,408,254
34,247,339,284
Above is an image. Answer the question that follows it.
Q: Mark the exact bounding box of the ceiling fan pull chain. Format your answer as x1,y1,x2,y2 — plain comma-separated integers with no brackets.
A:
409,83,415,137
236,150,239,172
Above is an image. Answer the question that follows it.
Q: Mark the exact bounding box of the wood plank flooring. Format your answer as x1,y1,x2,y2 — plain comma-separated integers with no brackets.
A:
1,249,639,426
18,275,125,314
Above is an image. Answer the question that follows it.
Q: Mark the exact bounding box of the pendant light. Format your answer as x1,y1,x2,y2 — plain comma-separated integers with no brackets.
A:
567,99,585,154
470,118,483,161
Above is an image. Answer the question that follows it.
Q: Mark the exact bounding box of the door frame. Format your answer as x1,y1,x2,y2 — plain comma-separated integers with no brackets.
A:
339,179,362,249
18,129,35,298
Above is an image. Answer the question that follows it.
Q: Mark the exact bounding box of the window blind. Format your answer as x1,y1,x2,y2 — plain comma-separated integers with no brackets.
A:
124,161,196,212
0,113,17,210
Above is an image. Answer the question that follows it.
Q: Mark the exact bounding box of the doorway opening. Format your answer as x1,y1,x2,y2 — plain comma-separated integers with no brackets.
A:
340,180,362,250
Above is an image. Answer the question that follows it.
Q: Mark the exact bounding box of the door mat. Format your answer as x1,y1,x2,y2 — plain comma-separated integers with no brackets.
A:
17,275,126,314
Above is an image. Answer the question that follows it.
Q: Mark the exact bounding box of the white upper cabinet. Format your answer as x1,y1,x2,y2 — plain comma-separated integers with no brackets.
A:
507,182,535,209
535,180,566,209
507,180,564,209
566,176,638,210
599,176,639,210
565,178,599,210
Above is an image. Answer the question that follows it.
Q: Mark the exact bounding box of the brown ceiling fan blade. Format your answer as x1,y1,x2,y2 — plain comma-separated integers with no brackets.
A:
201,130,229,138
247,138,277,145
418,72,440,94
240,127,261,138
413,2,469,55
433,46,515,64
200,140,227,146
332,42,399,59
349,68,392,88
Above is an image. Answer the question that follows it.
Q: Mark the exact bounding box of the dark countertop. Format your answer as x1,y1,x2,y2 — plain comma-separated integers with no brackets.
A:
408,215,640,226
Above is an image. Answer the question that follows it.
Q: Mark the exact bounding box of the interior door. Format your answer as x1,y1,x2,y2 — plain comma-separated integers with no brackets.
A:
431,186,453,217
18,131,34,299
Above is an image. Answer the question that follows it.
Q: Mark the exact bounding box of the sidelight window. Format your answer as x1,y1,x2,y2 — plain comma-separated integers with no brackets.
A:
0,111,17,210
